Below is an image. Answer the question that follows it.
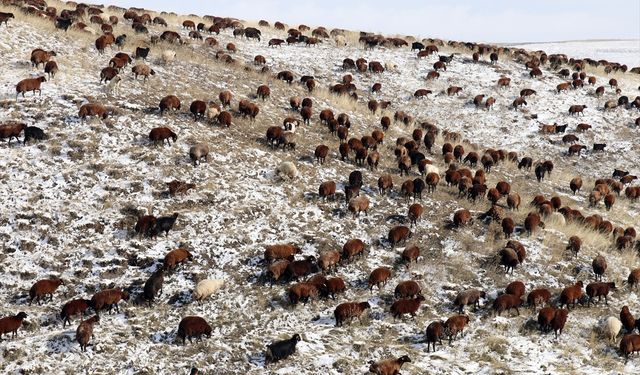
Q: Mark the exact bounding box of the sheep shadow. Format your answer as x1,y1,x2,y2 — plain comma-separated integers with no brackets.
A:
46,332,75,353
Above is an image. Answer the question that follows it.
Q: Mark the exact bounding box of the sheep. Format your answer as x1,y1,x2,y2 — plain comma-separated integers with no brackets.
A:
628,269,640,290
559,281,584,309
334,301,371,326
620,334,640,358
285,256,317,281
524,212,544,235
16,76,46,99
31,49,56,68
586,282,616,306
502,217,515,238
217,111,233,127
148,127,177,147
276,162,297,180
90,288,129,314
264,244,301,262
0,122,27,145
342,239,365,261
318,251,341,273
394,280,421,299
29,278,64,305
166,180,195,196
348,196,370,218
44,60,59,80
453,289,485,314
401,245,420,268
551,309,569,339
444,315,470,344
425,321,446,352
189,143,209,167
369,355,411,375
527,288,551,309
493,294,523,316
453,209,472,227
267,260,290,286
134,215,156,238
163,248,193,271
61,299,91,327
278,131,295,151
538,307,556,333
104,75,122,95
288,282,319,305
177,316,212,344
79,103,108,121
143,270,164,306
318,181,336,201
369,267,392,292
0,312,28,340
153,213,179,237
159,95,181,115
592,255,607,281
505,281,526,298
265,334,301,364
315,145,329,165
76,315,100,352
321,277,345,300
620,306,636,333
190,279,224,303
388,225,411,246
161,50,176,64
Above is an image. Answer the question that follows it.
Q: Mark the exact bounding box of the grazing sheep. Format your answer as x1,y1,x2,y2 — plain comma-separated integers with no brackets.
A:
493,294,523,316
131,63,155,82
0,312,28,340
453,209,472,227
143,270,164,306
342,239,365,261
505,281,526,298
425,321,446,352
79,103,108,120
538,307,556,333
192,279,224,303
551,309,569,339
0,122,27,145
559,281,584,309
527,288,551,309
620,306,636,333
348,196,370,218
276,162,297,180
369,355,411,375
90,289,129,314
61,299,91,327
318,181,336,201
22,126,45,145
44,60,58,79
318,251,341,273
265,334,301,364
288,282,319,305
149,127,177,146
388,225,411,246
177,316,212,344
401,246,420,268
369,267,392,292
76,315,99,352
189,143,209,167
334,301,371,327
601,317,621,343
586,282,616,306
592,255,607,281
444,315,470,344
454,289,485,313
163,248,193,271
264,244,301,262
29,278,64,305
324,277,346,299
620,334,640,358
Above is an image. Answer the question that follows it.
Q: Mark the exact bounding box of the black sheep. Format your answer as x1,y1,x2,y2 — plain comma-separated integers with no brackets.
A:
143,270,164,306
115,34,127,47
135,46,149,60
265,334,301,364
55,17,72,31
349,170,363,188
23,126,45,145
153,213,178,236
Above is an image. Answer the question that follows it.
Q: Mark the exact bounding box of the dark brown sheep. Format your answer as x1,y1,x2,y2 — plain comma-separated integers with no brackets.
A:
505,280,526,298
586,282,616,306
315,145,329,164
388,225,411,246
90,288,129,314
621,306,636,333
318,251,341,273
401,245,420,268
189,100,207,121
76,315,99,352
569,105,587,116
394,280,421,299
288,282,319,305
390,295,426,320
163,248,193,271
324,277,346,299
551,309,569,339
0,122,27,145
453,209,472,227
334,301,370,326
620,334,640,358
149,127,177,146
369,267,392,292
0,312,28,340
524,212,544,235
566,236,581,257
425,321,446,352
219,90,232,107
342,239,365,261
44,60,58,79
628,269,640,290
31,49,56,68
29,278,64,305
159,95,180,115
167,180,195,196
257,85,270,100
178,316,212,344
592,255,607,281
61,299,91,327
318,181,336,201
538,306,556,333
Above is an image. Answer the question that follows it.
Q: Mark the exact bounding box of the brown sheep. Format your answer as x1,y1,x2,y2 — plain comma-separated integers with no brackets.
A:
159,95,180,115
31,49,56,68
257,85,270,100
0,122,27,145
453,289,485,314
29,278,64,305
621,306,636,333
505,281,526,298
334,301,370,326
425,321,446,352
189,143,209,166
527,288,551,309
394,280,421,299
267,260,290,285
149,127,177,146
493,294,523,316
79,103,108,120
524,212,544,235
604,193,616,210
369,267,392,292
0,312,28,340
444,315,470,344
219,90,233,107
131,64,155,81
90,288,129,314
559,281,584,309
342,239,365,261
100,67,118,83
177,316,212,344
538,307,556,333
189,100,207,121
388,225,411,246
390,295,426,320
288,282,319,305
265,244,301,263
569,105,587,116
76,315,99,352
566,236,581,257
507,193,521,210
569,177,583,195
551,309,569,339
163,248,193,271
324,277,346,299
502,217,515,238
368,355,411,375
367,151,380,171
318,251,341,273
407,203,423,227
620,334,640,358
44,60,58,79
425,172,440,193
592,255,607,281
586,282,616,306
61,299,91,327
16,76,46,99
401,245,420,268
315,145,329,165
453,209,472,227
628,269,640,290
318,181,336,201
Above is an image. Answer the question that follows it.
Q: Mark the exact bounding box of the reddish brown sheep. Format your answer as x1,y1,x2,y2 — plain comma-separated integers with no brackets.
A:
0,312,28,340
388,225,411,246
505,280,526,298
453,209,472,227
79,103,108,120
444,315,470,344
342,239,365,261
177,316,212,344
318,181,336,201
559,281,584,309
90,288,129,314
16,76,46,99
149,127,177,146
0,122,27,145
401,245,420,268
493,294,523,316
620,334,640,358
288,282,319,305
527,288,551,309
324,277,346,299
318,251,341,273
453,289,485,314
369,267,392,292
586,282,616,306
265,244,301,263
538,306,556,333
620,306,636,333
61,299,91,327
29,278,64,305
551,309,569,339
390,295,426,320
334,301,370,326
369,355,411,375
163,248,193,271
159,95,181,115
76,315,99,352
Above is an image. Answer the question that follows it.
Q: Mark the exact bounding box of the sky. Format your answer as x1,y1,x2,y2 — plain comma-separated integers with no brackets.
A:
104,0,640,44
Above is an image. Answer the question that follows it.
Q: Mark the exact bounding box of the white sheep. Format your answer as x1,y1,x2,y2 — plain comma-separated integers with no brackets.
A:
104,75,121,95
384,60,399,72
334,35,347,47
548,212,566,226
602,316,622,343
193,279,224,302
161,50,176,64
424,165,440,177
205,102,220,121
276,161,297,180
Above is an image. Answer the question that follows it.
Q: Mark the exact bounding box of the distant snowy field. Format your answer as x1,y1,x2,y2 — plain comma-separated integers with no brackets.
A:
509,40,640,68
